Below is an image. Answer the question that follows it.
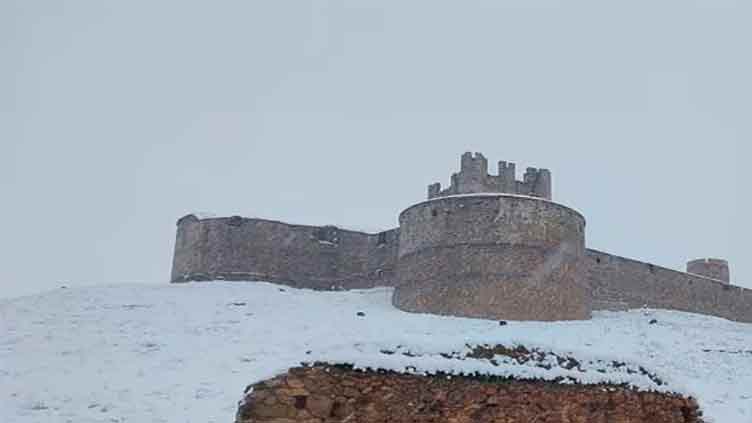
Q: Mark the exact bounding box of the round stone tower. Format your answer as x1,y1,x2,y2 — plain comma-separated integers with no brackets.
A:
686,258,730,283
393,154,590,321
393,191,590,321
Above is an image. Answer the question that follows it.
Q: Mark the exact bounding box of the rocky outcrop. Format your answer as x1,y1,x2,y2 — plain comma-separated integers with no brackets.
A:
236,365,702,423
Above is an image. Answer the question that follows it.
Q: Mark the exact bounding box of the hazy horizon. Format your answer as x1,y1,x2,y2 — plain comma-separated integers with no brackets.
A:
2,0,750,298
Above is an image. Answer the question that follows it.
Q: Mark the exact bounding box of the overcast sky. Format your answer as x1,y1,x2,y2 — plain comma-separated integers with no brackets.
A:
2,0,750,298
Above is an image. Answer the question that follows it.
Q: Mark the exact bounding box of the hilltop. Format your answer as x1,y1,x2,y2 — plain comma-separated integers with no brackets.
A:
1,282,751,422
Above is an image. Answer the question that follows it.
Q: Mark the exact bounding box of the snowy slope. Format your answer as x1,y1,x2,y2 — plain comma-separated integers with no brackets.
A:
1,282,751,423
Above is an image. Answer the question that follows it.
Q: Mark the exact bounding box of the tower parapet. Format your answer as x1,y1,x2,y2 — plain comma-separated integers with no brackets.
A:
427,152,552,200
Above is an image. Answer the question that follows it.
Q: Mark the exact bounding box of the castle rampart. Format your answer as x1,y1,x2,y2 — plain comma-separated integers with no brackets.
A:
171,215,399,290
428,152,552,200
170,152,752,324
393,194,590,321
586,250,752,322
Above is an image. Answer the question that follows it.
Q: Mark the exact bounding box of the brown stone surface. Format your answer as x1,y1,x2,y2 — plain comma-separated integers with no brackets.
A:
394,194,590,321
236,365,703,423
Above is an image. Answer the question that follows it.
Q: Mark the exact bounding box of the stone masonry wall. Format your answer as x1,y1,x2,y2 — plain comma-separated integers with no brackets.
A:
236,365,703,423
170,215,399,290
393,194,590,321
586,249,752,323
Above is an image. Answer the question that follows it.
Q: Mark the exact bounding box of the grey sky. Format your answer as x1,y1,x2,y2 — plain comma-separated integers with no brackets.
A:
2,0,750,298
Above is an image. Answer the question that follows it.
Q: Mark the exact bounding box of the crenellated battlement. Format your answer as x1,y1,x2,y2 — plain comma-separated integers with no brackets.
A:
427,152,552,200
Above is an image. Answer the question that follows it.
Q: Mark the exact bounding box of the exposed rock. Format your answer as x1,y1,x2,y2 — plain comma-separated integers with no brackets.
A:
236,365,702,423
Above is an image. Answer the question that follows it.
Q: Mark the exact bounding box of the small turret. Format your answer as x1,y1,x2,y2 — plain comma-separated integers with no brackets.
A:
519,167,551,199
687,258,730,283
537,169,552,199
460,152,488,176
498,161,517,192
428,183,441,199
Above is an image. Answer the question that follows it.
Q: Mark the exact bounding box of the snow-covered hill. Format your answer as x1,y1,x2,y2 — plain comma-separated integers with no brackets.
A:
1,282,751,423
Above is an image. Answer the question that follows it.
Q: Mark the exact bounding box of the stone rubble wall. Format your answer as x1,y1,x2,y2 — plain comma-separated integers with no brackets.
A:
236,365,703,423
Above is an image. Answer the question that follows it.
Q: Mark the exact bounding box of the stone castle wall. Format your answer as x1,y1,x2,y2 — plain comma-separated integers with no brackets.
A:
393,194,590,321
170,211,752,323
237,365,702,423
171,215,399,290
428,152,552,200
586,249,752,322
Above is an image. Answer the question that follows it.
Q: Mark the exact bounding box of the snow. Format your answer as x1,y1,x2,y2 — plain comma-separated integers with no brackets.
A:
417,192,585,216
189,213,391,235
1,282,751,423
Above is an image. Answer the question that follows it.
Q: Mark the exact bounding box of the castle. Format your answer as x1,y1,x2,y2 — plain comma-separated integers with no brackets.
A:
171,152,751,323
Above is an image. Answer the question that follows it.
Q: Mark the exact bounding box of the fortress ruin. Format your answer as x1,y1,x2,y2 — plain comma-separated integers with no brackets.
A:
171,152,749,323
